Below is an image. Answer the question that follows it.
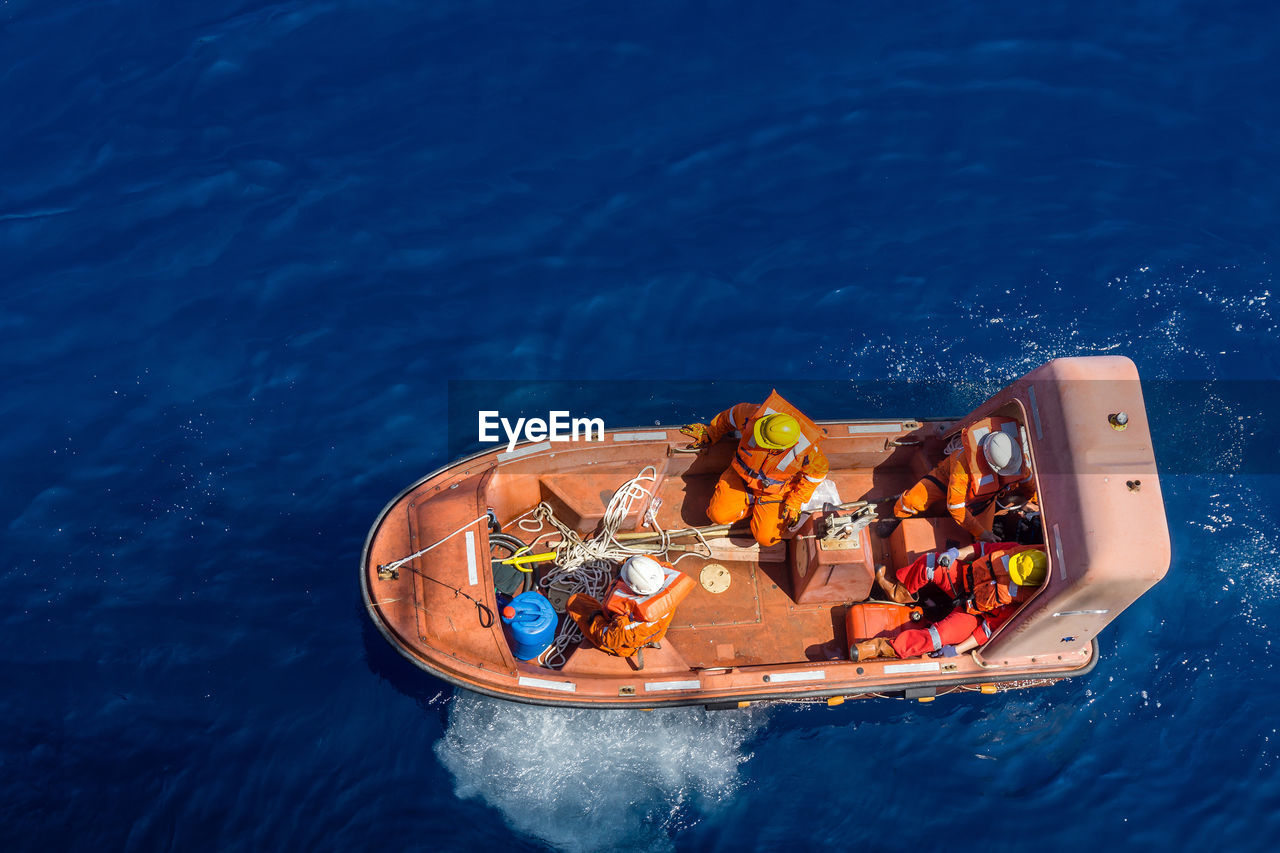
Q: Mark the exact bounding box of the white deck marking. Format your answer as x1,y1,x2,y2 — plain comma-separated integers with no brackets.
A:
765,670,825,683
612,431,669,442
846,423,901,434
517,676,576,692
497,440,552,462
464,530,478,586
1053,610,1110,617
644,680,701,692
883,662,941,674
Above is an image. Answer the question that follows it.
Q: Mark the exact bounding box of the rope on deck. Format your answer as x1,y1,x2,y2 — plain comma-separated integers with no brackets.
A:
515,465,713,669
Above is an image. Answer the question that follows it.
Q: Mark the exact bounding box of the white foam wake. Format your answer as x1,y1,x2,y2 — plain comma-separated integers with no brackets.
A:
434,690,766,852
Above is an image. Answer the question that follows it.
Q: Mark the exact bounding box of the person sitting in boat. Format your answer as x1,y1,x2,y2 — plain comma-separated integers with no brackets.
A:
680,391,829,547
884,416,1036,543
566,555,693,669
852,545,1049,661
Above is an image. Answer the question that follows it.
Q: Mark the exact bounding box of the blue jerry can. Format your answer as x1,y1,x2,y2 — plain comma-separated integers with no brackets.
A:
500,591,557,660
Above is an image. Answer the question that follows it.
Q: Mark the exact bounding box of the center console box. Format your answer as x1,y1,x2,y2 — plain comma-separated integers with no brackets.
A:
788,510,877,604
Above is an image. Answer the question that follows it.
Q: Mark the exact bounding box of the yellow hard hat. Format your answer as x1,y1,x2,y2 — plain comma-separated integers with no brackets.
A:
754,413,801,450
1009,549,1048,586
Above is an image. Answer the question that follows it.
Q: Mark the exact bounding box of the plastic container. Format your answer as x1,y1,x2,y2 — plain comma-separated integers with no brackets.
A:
845,601,924,659
500,591,557,660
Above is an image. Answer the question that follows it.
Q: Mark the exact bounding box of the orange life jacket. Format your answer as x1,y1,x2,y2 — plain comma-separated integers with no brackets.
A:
603,561,697,624
959,416,1034,505
731,391,826,496
956,544,1045,614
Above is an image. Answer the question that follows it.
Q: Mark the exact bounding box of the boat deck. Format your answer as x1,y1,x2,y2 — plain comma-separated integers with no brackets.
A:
555,466,919,676
366,423,949,680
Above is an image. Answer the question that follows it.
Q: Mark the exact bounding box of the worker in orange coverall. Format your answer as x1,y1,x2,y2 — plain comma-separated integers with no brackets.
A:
852,545,1049,660
567,555,682,669
888,416,1036,543
680,390,829,547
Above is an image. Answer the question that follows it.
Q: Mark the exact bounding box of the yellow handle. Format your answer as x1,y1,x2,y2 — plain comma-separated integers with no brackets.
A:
499,550,557,572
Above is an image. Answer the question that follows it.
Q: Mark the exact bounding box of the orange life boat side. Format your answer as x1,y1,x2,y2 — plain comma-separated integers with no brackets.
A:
361,358,1167,707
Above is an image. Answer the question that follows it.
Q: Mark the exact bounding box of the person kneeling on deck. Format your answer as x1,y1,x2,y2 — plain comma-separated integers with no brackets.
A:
886,417,1035,543
567,555,693,669
853,545,1048,661
680,391,829,547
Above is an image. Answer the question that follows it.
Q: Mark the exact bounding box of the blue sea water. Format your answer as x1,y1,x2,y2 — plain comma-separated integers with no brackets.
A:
3,1,1280,850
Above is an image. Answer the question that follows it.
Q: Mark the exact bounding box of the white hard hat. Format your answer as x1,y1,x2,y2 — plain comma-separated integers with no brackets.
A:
982,431,1023,476
622,555,664,596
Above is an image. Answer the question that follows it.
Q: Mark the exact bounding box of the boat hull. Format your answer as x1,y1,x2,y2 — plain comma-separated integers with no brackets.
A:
362,417,1107,708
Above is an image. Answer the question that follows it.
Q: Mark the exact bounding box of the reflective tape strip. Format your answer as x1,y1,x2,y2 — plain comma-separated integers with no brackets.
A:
498,441,552,462
644,680,700,692
775,432,811,471
969,426,991,444
612,431,668,442
1000,555,1011,573
977,474,994,487
980,619,993,639
517,676,576,692
777,446,800,470
764,670,825,684
925,553,937,582
927,625,943,651
948,502,966,510
1029,386,1044,440
1053,524,1066,581
804,474,824,483
1008,581,1019,598
847,422,901,434
464,530,478,586
884,661,941,674
1000,421,1020,439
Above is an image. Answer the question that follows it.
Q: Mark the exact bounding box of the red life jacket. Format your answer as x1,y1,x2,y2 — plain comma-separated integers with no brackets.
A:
603,562,697,624
731,391,825,496
959,416,1034,504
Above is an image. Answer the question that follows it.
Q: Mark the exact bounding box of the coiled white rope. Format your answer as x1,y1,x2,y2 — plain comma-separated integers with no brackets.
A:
515,465,711,669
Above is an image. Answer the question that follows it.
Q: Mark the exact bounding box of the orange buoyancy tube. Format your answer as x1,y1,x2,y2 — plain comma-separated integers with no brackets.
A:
603,561,697,624
727,391,828,497
955,543,1045,613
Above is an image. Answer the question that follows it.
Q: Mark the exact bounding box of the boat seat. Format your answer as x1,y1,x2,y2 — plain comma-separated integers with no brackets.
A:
538,464,665,534
887,516,970,569
558,637,689,675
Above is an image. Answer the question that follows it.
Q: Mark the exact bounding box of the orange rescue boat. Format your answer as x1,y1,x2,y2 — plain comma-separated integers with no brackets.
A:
361,357,1170,708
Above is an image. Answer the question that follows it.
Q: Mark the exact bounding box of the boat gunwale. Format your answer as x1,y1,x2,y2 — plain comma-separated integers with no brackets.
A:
360,418,1100,708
